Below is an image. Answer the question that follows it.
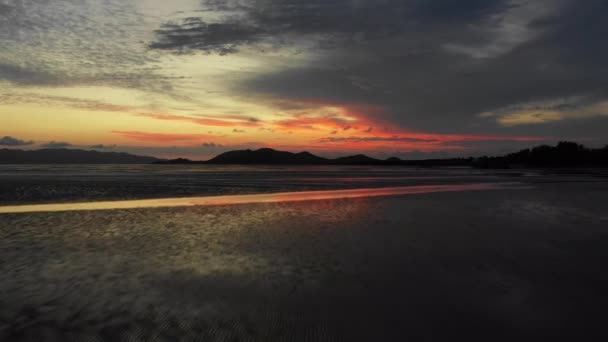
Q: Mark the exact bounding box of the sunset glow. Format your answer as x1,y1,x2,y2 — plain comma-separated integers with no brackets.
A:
2,0,607,159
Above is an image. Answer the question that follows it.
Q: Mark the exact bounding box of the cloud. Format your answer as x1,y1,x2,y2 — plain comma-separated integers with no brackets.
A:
498,111,564,126
478,97,608,127
0,92,140,113
150,0,511,55
3,0,608,153
139,114,262,128
111,131,219,143
202,142,224,148
319,136,438,144
319,133,547,148
89,144,116,150
216,0,608,141
0,0,177,94
42,141,73,148
0,64,59,86
150,18,264,55
232,129,246,133
273,113,357,131
0,136,34,146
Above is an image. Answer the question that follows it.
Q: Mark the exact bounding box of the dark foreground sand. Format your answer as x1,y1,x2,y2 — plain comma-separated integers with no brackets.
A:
1,179,608,341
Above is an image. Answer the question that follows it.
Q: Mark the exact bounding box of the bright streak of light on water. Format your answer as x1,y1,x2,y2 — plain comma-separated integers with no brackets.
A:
0,183,522,214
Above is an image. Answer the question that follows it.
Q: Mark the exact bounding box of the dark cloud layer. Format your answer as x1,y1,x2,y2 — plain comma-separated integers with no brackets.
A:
0,136,34,146
151,0,608,143
0,0,178,94
319,136,437,144
0,64,59,85
42,141,73,149
89,144,116,150
202,142,224,148
151,0,510,54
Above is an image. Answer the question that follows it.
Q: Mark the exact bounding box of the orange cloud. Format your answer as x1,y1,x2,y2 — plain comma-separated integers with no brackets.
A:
139,114,262,128
395,133,549,143
266,101,371,131
274,115,354,131
119,100,550,154
317,132,547,148
270,102,396,136
111,131,219,143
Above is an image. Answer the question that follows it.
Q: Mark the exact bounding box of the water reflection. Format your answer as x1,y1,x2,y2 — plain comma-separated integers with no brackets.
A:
0,183,511,214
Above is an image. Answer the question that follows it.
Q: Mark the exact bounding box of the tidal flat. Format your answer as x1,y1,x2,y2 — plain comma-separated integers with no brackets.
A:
1,166,607,341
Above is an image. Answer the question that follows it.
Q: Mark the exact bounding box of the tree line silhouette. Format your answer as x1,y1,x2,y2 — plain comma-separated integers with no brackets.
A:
473,141,608,168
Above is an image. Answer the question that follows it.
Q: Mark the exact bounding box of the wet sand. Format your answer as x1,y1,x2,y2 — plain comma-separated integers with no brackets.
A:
1,174,608,341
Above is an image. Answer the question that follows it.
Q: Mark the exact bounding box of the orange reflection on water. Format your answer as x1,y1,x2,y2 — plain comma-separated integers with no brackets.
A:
0,183,507,214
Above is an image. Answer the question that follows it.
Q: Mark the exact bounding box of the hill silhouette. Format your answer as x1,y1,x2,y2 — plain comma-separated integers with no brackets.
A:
0,148,162,164
207,148,328,165
2,142,607,167
159,142,608,168
157,148,477,166
157,148,388,165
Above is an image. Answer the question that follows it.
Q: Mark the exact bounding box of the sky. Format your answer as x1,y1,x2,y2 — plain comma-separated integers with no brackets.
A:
1,0,607,160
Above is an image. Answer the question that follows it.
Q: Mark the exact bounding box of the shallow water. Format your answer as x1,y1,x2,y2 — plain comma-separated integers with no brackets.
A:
0,183,522,214
0,164,531,205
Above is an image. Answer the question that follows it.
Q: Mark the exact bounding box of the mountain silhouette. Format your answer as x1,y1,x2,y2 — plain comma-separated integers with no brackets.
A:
156,148,390,165
3,142,606,167
206,148,328,165
0,148,162,164
159,143,608,167
158,148,388,165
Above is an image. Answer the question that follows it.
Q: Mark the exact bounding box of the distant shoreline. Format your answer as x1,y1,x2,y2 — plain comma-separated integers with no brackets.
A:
1,141,607,168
